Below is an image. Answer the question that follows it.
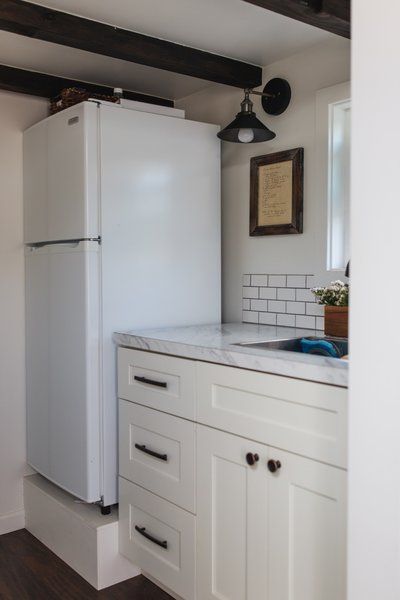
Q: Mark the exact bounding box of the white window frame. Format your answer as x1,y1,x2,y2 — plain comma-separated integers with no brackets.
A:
316,81,351,272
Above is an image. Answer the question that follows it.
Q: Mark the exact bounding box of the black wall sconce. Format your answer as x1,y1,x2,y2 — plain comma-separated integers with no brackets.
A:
217,78,291,144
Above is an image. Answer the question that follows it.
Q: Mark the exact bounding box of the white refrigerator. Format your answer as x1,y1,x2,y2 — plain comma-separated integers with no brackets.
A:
24,101,221,510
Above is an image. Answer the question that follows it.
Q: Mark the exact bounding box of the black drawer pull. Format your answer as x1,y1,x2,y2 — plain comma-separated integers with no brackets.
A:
135,526,168,549
134,375,167,388
135,443,168,461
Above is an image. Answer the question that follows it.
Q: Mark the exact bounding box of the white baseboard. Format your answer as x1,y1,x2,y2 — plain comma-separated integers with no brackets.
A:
0,509,25,535
24,474,139,590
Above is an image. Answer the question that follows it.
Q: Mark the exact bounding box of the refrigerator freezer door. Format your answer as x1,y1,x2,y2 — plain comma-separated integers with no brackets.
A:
25,241,100,502
23,102,99,244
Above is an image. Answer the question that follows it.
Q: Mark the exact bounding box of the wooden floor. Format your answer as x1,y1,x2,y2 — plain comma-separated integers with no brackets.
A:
0,529,173,600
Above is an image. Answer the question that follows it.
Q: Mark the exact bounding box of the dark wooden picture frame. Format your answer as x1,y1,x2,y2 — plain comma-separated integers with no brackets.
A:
250,147,304,236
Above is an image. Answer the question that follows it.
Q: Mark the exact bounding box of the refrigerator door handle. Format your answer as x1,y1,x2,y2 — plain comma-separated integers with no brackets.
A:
26,237,101,249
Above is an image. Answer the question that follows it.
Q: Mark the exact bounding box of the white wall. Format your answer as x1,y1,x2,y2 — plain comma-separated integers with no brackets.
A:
349,1,400,598
0,91,47,534
177,37,350,321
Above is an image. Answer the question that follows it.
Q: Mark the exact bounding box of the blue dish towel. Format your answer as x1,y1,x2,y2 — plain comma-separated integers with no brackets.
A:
300,338,340,358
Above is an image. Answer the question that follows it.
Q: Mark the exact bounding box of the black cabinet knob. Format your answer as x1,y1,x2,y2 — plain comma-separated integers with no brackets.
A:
267,459,282,473
246,452,259,466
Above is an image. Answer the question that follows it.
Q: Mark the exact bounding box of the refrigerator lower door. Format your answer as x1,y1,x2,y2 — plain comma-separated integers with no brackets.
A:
25,240,100,502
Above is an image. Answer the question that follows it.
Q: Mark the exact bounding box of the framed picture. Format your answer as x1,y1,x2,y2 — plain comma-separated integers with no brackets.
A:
250,147,304,236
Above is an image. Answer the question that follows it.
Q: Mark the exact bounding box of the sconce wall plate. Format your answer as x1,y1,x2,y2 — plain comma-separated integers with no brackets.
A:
261,78,292,116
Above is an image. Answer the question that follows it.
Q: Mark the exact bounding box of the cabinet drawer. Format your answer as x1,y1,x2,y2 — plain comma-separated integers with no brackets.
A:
119,400,195,513
118,348,196,419
119,477,195,600
197,362,347,468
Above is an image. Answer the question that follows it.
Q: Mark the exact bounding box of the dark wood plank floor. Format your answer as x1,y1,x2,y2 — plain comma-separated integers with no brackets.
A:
0,529,173,600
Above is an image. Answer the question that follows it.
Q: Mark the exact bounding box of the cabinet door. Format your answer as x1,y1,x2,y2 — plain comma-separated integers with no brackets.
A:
197,425,269,600
267,447,347,600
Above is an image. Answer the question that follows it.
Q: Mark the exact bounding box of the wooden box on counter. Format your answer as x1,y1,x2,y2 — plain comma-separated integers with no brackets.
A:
324,306,349,338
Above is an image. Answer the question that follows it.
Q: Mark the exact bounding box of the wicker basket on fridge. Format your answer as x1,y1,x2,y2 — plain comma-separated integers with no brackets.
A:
50,87,119,115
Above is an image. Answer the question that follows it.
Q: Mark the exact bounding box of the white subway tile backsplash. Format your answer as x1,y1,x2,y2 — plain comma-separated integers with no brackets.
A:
251,299,269,312
277,313,295,327
243,286,259,299
306,275,317,289
268,300,286,313
296,288,315,303
277,288,295,301
260,287,277,300
306,303,324,316
243,310,258,323
296,315,316,329
287,275,306,288
242,272,325,331
259,312,277,325
286,301,306,315
251,274,268,287
268,275,286,287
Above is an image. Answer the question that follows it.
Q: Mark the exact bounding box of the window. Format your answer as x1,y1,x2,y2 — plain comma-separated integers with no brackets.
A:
328,99,351,270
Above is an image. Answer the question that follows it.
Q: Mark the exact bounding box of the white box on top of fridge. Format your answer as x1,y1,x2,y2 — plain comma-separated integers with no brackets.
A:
24,101,221,510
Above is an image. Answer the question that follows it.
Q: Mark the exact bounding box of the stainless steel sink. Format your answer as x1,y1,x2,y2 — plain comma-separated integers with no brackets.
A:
235,336,348,357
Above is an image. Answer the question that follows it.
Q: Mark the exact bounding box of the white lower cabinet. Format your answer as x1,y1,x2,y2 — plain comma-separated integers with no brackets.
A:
118,349,347,600
196,424,347,600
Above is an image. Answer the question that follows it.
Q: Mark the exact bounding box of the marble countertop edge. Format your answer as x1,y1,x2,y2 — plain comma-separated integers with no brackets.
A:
113,323,348,388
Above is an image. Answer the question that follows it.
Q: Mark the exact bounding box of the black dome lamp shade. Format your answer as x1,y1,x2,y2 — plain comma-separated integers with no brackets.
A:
217,78,291,144
217,90,276,143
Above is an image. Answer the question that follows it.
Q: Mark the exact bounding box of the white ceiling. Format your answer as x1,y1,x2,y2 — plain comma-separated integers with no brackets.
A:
0,0,341,100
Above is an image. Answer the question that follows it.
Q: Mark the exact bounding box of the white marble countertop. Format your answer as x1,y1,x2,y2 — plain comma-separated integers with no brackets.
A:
113,322,348,388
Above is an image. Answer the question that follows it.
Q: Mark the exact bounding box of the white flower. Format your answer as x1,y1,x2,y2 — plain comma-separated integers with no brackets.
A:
311,281,349,307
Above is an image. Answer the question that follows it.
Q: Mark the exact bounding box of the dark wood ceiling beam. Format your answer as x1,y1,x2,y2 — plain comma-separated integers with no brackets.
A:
0,64,174,106
321,1,350,23
242,0,350,38
0,0,262,89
